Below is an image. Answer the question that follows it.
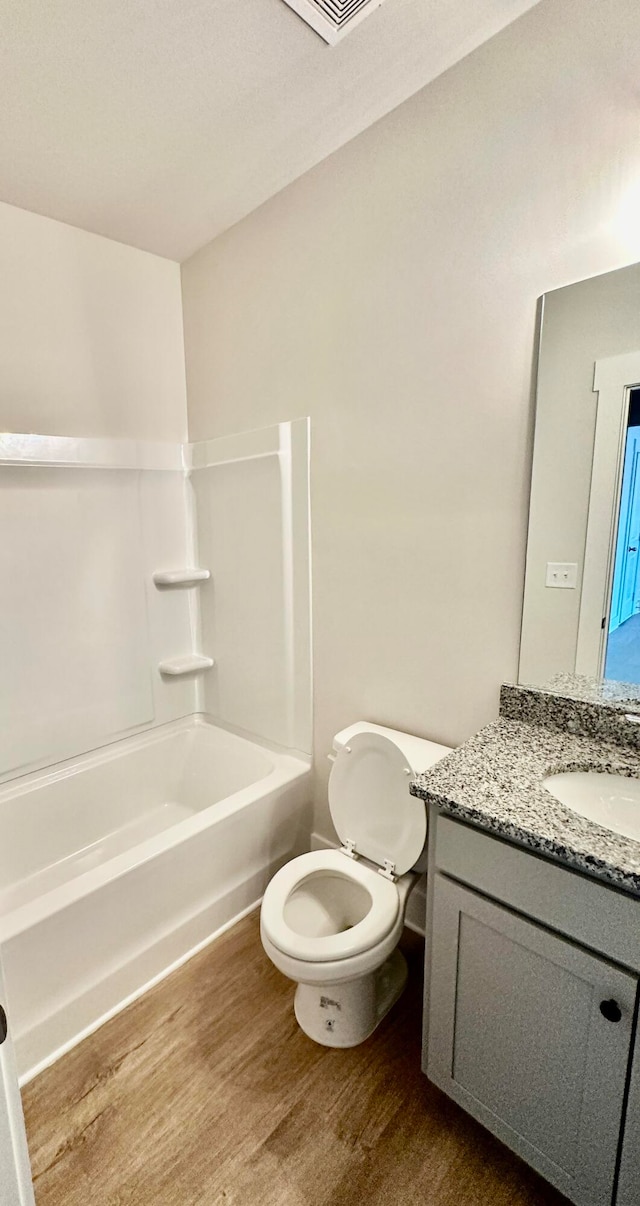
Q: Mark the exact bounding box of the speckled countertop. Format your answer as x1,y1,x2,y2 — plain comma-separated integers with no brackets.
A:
411,685,640,898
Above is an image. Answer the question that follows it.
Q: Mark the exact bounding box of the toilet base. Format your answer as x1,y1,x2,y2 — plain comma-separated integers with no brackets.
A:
293,949,408,1048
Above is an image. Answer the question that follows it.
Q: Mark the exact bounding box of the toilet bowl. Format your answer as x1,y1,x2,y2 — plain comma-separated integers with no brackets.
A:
260,721,452,1048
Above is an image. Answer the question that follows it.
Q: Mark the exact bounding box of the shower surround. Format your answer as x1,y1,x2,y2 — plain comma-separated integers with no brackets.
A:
0,419,312,1079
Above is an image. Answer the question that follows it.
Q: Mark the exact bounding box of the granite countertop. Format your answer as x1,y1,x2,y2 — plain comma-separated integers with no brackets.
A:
411,714,640,898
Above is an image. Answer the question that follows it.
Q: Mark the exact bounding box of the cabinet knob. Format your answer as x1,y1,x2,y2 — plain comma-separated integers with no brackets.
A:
599,999,622,1023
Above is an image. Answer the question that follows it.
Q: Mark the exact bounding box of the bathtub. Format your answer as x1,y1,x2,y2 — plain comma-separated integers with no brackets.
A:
0,716,311,1082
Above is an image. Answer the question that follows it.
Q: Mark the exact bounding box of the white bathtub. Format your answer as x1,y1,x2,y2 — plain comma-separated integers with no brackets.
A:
0,716,311,1081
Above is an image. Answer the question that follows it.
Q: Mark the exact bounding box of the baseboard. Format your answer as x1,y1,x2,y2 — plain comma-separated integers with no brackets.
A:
310,832,426,937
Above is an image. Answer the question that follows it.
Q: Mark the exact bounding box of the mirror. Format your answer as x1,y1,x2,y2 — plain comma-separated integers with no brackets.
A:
519,261,640,690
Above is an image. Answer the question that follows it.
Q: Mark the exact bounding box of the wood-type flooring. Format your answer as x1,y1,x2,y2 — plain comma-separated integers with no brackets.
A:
22,911,568,1205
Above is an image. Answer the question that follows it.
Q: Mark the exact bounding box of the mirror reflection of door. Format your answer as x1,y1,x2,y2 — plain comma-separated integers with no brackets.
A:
605,390,640,682
576,352,640,682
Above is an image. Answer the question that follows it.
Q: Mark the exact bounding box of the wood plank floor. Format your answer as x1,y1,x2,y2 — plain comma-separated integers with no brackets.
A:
22,911,568,1205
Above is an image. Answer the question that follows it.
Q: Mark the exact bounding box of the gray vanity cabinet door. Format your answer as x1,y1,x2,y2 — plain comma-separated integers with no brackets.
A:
426,874,637,1206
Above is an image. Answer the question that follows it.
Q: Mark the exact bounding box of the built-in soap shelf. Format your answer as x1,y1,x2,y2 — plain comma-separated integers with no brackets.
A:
155,569,213,676
153,568,210,587
158,654,214,677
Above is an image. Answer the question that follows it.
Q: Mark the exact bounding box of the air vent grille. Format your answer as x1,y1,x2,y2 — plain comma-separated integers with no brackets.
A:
311,0,375,27
282,0,386,44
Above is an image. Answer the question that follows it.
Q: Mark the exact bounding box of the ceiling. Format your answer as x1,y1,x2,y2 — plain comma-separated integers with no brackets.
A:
0,0,540,261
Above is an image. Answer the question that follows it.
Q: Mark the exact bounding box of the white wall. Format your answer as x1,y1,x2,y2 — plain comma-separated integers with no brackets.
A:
0,201,187,440
181,0,640,842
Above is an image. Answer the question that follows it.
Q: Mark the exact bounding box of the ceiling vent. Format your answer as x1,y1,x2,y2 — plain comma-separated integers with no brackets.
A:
281,0,387,45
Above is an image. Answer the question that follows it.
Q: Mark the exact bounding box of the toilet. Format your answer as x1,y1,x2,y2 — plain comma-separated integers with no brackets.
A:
260,721,452,1048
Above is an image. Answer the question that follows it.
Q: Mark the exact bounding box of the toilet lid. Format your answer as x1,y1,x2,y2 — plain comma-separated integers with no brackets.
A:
328,731,426,875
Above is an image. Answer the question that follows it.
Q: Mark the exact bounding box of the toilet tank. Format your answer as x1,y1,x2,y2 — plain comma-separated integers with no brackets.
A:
331,721,453,874
332,721,452,773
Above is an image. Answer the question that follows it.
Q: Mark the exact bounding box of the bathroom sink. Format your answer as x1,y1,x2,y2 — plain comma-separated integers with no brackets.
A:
542,772,640,842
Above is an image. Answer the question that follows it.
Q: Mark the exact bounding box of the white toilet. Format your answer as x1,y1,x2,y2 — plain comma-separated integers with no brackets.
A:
260,721,452,1048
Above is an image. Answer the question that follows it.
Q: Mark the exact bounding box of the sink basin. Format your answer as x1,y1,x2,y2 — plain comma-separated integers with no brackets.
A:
543,772,640,842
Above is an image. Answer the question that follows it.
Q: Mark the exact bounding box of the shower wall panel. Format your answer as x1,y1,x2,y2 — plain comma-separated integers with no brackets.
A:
0,458,197,781
191,419,311,756
0,419,311,781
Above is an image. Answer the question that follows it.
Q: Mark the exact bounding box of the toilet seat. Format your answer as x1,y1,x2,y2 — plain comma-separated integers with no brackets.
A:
261,849,399,963
328,731,427,875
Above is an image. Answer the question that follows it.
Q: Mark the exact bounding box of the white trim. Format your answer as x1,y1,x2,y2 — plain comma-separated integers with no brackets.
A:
576,352,640,676
280,422,296,749
278,419,313,754
187,423,281,470
0,423,310,474
0,432,184,471
0,954,34,1204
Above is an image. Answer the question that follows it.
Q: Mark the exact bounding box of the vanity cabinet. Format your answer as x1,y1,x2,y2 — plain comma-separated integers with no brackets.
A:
423,814,640,1206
